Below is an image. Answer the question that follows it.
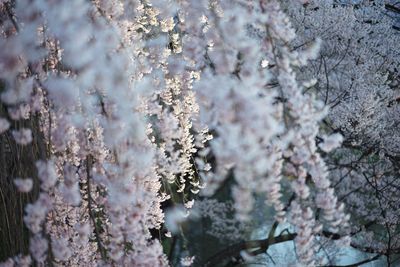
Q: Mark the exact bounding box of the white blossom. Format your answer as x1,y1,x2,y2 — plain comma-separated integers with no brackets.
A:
319,133,343,153
0,118,10,133
12,128,32,145
13,178,33,193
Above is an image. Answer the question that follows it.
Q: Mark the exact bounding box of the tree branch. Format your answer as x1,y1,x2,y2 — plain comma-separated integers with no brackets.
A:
323,254,381,267
202,233,296,266
86,155,107,261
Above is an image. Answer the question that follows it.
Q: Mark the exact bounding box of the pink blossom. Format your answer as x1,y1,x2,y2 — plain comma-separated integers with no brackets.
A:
181,256,195,266
13,178,33,193
0,118,10,133
36,160,57,191
319,133,343,153
29,234,48,263
52,237,72,261
12,128,32,145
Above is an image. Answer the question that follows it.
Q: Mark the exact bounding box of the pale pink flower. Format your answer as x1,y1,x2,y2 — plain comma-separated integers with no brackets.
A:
12,128,32,145
319,133,343,152
36,160,57,191
181,256,195,266
13,178,33,193
52,237,72,261
24,193,52,234
0,118,10,134
29,234,48,263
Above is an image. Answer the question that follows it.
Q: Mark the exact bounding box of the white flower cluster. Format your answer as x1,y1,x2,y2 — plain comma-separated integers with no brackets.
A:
0,0,353,265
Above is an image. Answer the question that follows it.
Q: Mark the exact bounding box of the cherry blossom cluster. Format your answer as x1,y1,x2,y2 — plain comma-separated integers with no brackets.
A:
0,0,351,266
285,0,400,260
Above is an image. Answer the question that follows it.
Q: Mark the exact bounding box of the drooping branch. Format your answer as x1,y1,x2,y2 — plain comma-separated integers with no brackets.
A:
86,155,107,261
203,220,398,267
323,254,380,267
202,233,297,267
385,4,400,14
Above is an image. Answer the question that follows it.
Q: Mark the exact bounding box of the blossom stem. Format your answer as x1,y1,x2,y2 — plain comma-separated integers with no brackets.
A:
86,155,107,261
